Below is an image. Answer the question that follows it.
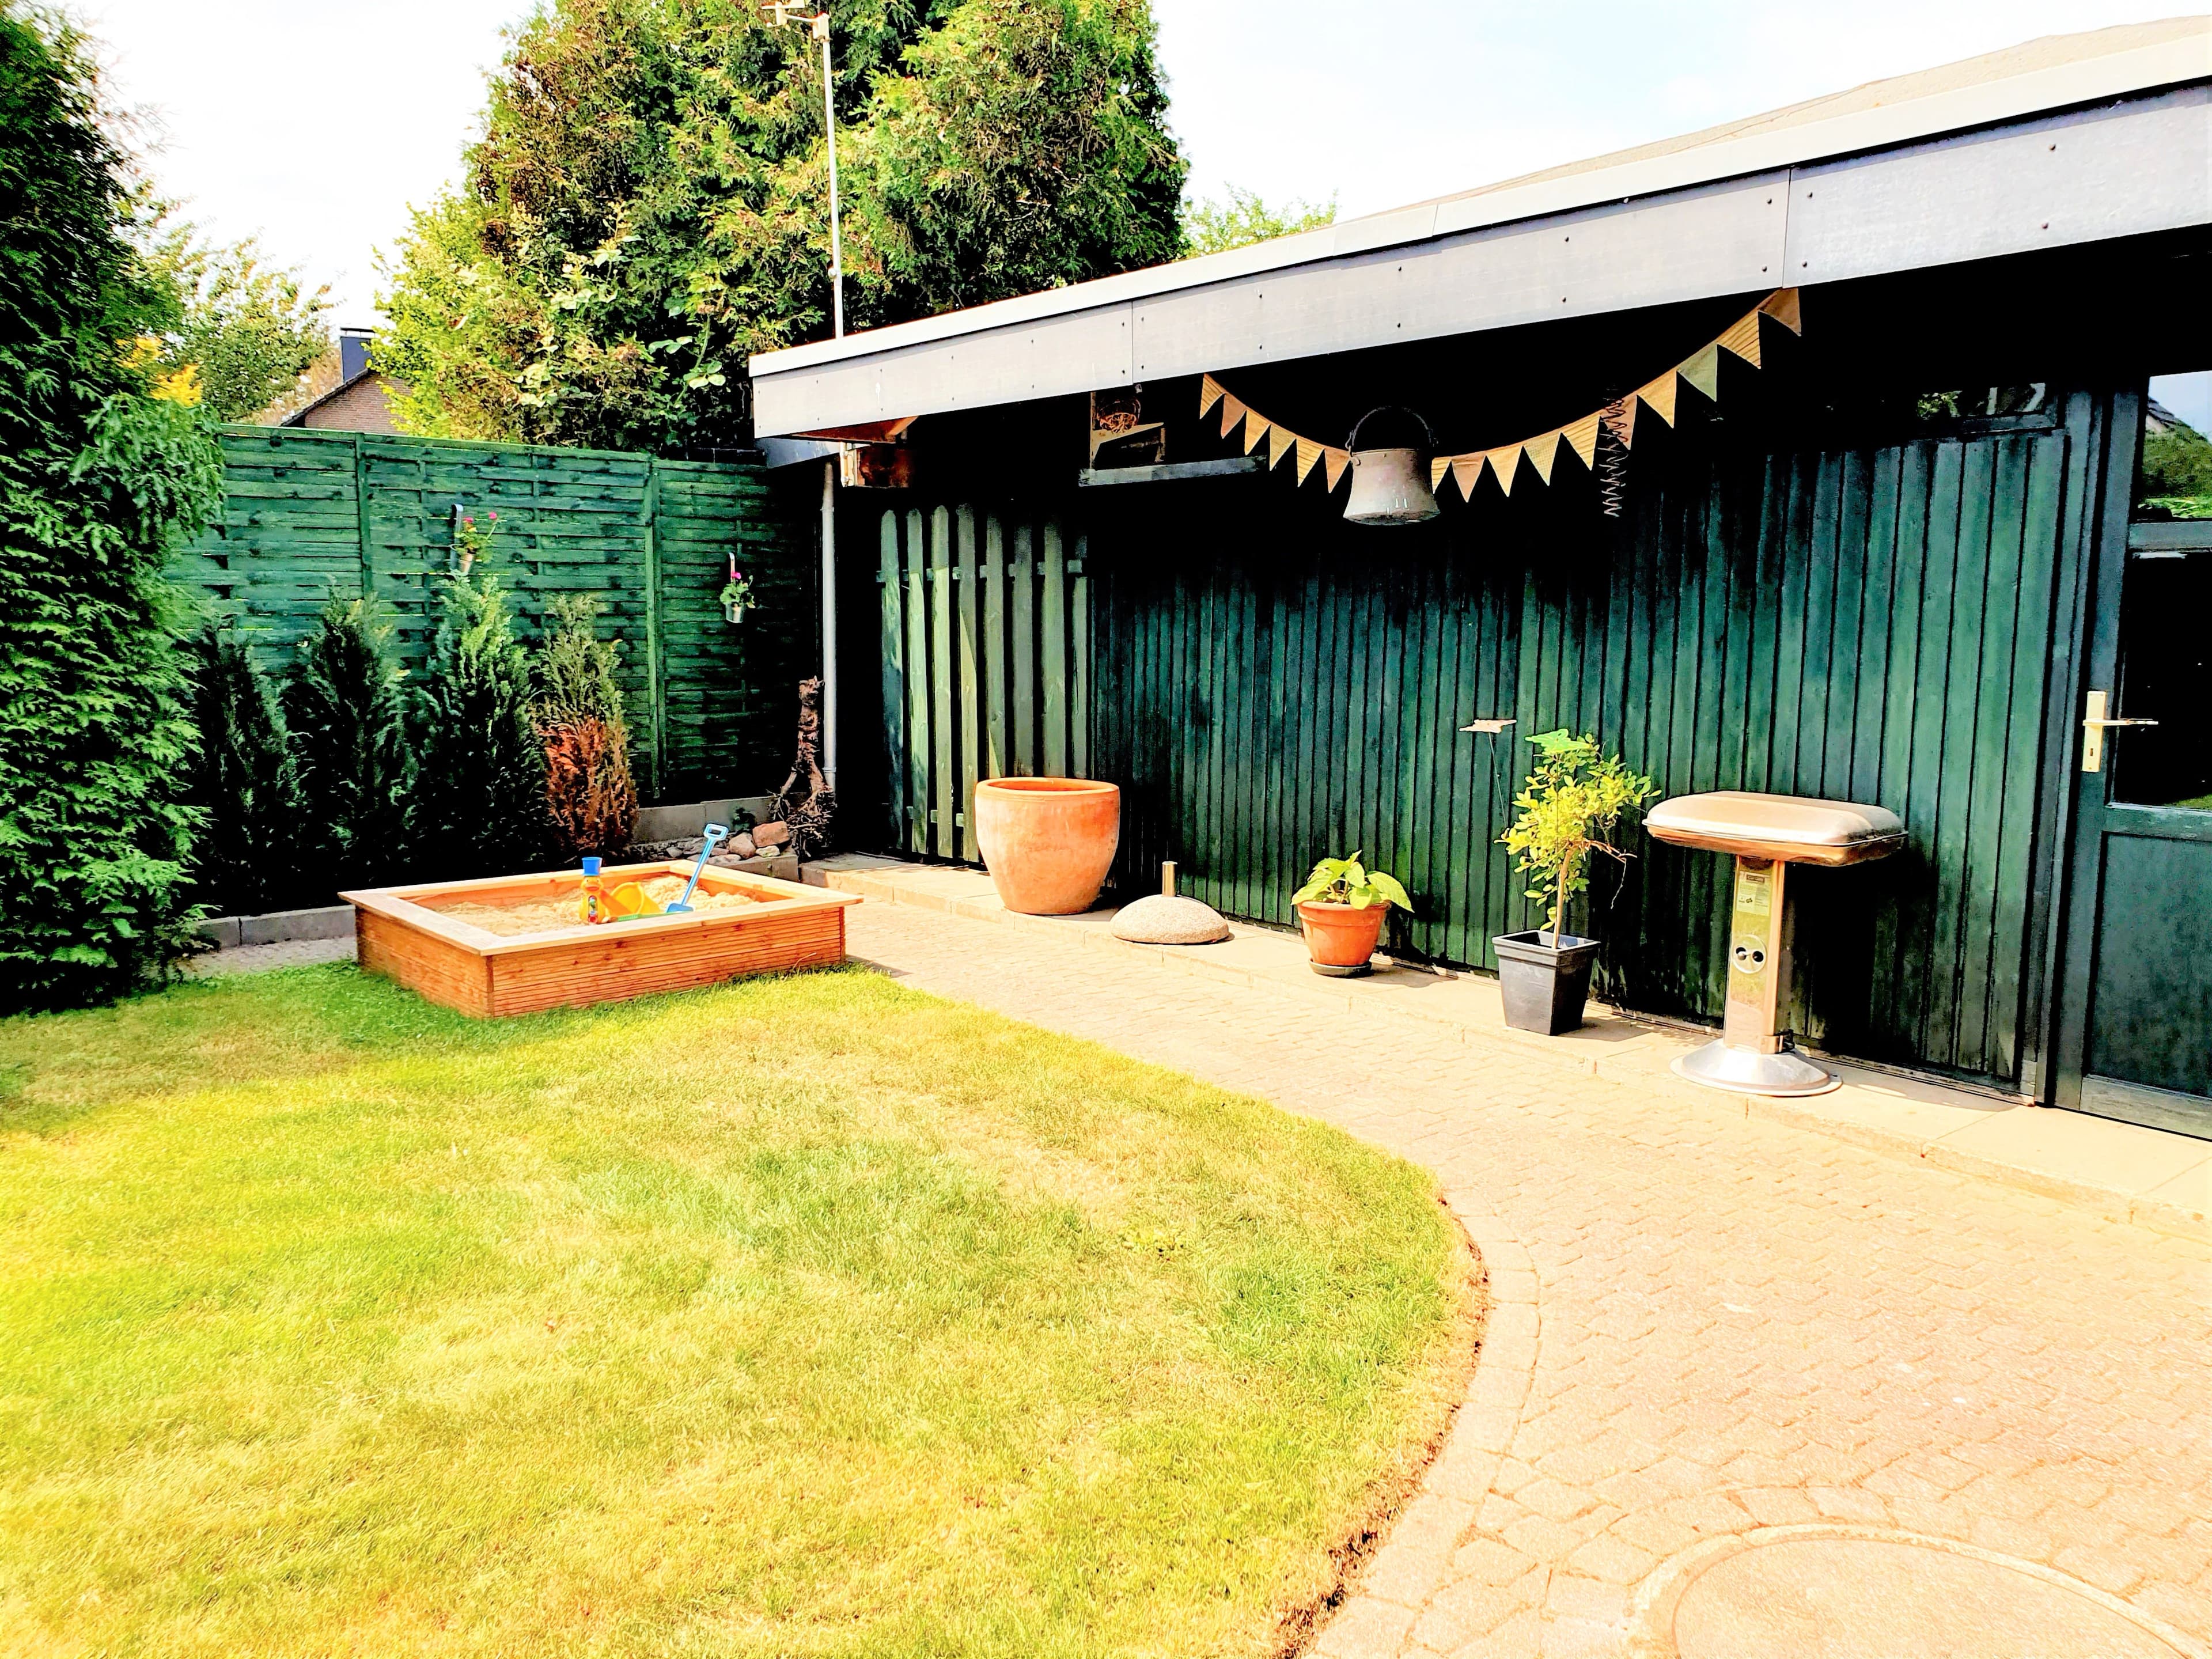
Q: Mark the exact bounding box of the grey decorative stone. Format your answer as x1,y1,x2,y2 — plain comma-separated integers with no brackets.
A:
1111,894,1231,945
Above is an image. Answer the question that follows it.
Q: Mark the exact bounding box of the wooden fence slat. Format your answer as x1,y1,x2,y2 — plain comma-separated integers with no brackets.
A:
1011,521,1036,776
956,505,982,859
1070,534,1089,780
904,509,930,856
984,514,1008,781
880,510,906,849
929,506,956,859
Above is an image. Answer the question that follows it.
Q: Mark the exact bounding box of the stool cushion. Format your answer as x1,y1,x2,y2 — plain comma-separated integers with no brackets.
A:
1646,792,1906,865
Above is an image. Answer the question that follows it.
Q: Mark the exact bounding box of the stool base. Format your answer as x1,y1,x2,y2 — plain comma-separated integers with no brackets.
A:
1672,1039,1839,1097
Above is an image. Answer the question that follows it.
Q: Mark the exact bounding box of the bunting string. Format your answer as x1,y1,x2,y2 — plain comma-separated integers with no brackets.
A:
1197,289,1801,505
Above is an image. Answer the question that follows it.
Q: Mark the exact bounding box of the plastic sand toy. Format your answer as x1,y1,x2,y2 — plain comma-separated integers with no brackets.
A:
607,881,664,920
578,857,610,925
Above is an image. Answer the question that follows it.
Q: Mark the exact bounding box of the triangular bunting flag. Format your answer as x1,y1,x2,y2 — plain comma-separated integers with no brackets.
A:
1524,430,1561,484
1636,371,1678,427
1295,437,1324,485
1717,309,1763,369
1759,287,1803,334
1243,415,1271,455
1219,395,1247,440
1679,343,1722,402
1490,445,1521,497
1430,456,1452,490
1268,425,1297,469
1560,414,1600,467
1198,375,1225,418
1321,447,1350,491
1452,455,1486,498
1604,399,1638,449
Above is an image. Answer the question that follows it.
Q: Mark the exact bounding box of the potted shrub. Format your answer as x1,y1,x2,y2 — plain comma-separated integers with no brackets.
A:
1291,851,1411,978
1495,730,1656,1033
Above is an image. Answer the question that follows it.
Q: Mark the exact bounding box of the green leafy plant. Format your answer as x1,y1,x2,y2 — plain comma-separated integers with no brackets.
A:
182,630,302,916
375,0,1187,452
533,593,636,859
1500,730,1658,945
451,507,498,573
408,562,549,878
137,214,332,422
719,556,754,622
1292,852,1412,911
1181,184,1336,256
0,10,226,1010
283,597,411,895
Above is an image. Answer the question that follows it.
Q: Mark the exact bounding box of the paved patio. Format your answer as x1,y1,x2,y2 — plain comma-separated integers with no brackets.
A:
812,860,2211,1659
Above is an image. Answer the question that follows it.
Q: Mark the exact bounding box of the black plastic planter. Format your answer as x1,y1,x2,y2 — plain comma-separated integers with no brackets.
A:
1493,930,1601,1035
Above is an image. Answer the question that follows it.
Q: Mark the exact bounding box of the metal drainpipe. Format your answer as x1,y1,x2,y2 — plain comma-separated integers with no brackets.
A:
820,454,838,787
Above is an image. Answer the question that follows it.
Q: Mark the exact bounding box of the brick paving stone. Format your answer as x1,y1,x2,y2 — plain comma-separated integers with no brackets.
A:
840,901,2212,1658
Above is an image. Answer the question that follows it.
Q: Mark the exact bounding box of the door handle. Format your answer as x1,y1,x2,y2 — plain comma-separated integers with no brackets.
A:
2081,690,2158,774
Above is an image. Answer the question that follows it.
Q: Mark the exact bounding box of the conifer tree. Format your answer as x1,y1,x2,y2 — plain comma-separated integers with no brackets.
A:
409,566,550,877
0,9,224,1009
183,631,301,916
283,598,411,894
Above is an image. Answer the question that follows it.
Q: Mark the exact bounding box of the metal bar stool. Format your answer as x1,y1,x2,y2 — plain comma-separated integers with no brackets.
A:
1645,791,1907,1096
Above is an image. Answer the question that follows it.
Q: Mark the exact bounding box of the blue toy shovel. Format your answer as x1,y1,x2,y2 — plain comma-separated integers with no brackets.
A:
665,823,730,913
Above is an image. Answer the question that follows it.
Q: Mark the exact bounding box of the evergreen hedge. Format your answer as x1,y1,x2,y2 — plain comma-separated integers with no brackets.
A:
1,9,224,1011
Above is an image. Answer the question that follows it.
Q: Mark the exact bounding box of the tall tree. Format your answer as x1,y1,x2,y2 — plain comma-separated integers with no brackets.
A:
1181,184,1336,256
0,5,224,1011
139,217,333,422
377,0,1186,453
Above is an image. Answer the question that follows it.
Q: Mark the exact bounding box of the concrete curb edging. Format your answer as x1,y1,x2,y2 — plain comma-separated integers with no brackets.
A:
1314,1203,1544,1658
809,860,2209,1244
196,906,354,950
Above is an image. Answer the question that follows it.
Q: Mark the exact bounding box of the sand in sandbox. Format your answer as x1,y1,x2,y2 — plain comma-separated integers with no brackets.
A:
427,874,764,937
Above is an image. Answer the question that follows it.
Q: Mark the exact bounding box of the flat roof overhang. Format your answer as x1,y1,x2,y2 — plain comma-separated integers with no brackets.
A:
749,22,2211,438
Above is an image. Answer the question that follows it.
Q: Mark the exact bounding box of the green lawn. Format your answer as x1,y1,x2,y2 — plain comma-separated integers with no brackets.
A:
0,964,1475,1658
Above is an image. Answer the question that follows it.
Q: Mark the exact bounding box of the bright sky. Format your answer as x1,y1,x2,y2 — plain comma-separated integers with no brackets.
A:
82,0,2190,334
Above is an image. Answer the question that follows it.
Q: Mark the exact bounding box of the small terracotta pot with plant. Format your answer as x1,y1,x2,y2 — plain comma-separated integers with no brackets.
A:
1291,852,1412,978
1495,729,1657,1035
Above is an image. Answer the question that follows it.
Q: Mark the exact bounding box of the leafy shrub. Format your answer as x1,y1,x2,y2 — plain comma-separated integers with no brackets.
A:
0,11,225,1010
1501,730,1657,944
1291,853,1411,911
533,593,636,861
408,564,548,878
183,630,301,916
283,599,411,895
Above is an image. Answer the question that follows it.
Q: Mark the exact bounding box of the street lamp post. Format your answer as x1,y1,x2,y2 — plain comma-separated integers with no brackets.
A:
766,3,843,338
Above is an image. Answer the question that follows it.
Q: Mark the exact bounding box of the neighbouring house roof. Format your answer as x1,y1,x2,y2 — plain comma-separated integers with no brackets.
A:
749,16,2212,437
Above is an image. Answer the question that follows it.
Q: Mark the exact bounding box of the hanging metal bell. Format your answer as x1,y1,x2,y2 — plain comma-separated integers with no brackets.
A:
1343,407,1440,525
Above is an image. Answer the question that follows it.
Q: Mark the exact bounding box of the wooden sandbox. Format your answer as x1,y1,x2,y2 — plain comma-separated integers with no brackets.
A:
340,862,859,1017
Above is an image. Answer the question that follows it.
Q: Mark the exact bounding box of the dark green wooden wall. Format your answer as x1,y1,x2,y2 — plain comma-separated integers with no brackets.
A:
1082,402,2092,1091
176,427,817,802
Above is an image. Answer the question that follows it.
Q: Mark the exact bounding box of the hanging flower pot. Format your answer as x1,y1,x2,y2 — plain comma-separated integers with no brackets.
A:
720,555,753,626
450,503,497,576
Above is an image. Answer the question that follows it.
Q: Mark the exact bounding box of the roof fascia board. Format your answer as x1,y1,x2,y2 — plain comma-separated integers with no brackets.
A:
752,26,2209,384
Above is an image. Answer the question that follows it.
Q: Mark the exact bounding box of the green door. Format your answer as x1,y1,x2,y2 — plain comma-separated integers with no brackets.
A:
2053,377,2212,1138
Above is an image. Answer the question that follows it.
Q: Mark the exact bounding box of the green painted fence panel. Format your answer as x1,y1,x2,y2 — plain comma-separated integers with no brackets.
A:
869,501,1088,857
176,427,816,804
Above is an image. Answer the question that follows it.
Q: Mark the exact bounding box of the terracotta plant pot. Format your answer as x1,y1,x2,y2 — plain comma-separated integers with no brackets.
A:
972,778,1120,915
1297,900,1389,978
